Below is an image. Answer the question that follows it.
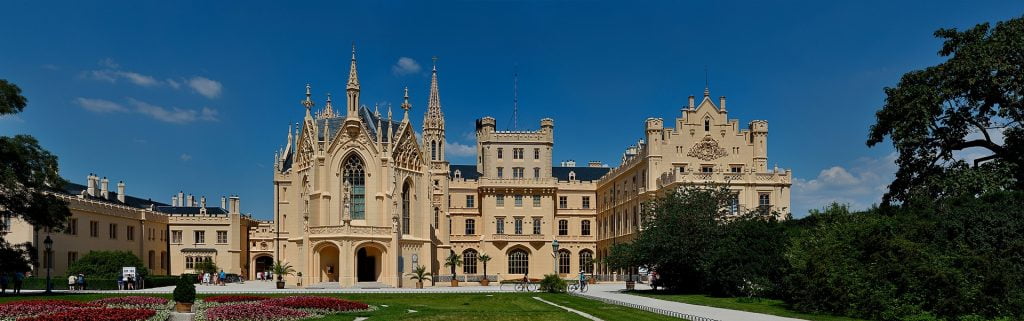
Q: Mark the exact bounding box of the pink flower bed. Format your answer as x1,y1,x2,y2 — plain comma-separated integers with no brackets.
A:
202,295,270,303
261,296,369,311
204,303,308,321
17,307,155,321
91,296,168,306
0,300,99,319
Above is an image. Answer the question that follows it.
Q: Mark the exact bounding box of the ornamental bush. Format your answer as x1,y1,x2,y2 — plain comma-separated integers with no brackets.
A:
173,275,196,303
261,296,369,311
538,274,567,293
67,251,148,280
18,307,155,321
204,303,308,321
91,296,168,307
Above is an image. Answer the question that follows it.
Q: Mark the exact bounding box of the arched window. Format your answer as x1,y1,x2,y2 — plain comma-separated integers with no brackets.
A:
558,250,571,274
148,251,155,268
402,181,411,235
508,249,529,274
431,140,437,160
704,118,710,131
463,249,478,274
579,250,594,274
343,155,366,220
434,207,440,229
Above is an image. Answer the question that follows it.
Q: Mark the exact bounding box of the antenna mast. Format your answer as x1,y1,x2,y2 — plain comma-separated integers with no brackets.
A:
512,69,519,130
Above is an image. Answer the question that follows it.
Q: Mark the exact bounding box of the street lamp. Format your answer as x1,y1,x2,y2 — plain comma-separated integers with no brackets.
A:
43,235,53,293
551,239,559,275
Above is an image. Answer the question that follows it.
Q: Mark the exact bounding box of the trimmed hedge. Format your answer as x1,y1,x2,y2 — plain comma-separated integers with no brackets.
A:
20,275,178,290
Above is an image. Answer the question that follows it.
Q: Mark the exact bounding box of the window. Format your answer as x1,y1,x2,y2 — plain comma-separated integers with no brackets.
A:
514,217,523,235
465,219,475,235
127,226,135,241
217,230,228,243
343,155,367,220
581,220,591,236
497,148,503,159
533,195,541,207
558,219,568,236
533,217,542,235
160,251,166,269
431,140,437,160
508,249,529,274
109,223,118,239
67,252,78,268
534,148,540,159
171,230,182,243
148,251,155,268
759,193,771,207
434,207,440,228
533,167,540,178
194,230,205,244
465,195,475,208
582,196,591,209
514,195,523,207
496,194,505,207
66,218,78,235
701,165,714,173
185,256,194,269
513,167,524,178
402,182,411,235
558,250,571,274
513,148,524,159
704,119,710,131
497,167,504,178
559,196,568,209
463,249,478,274
677,165,686,174
731,166,742,173
579,250,594,274
730,194,740,214
496,217,505,234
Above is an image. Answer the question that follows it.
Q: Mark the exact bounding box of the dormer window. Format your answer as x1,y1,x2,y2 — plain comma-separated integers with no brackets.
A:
454,170,462,179
568,171,576,181
704,119,710,132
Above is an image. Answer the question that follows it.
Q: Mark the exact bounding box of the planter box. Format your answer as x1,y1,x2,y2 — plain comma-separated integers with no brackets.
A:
276,281,285,289
174,302,193,313
451,280,459,287
480,279,490,286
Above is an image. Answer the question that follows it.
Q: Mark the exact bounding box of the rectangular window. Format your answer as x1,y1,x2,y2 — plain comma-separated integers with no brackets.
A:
581,220,591,236
466,195,475,208
513,148,524,159
513,167,524,178
534,148,540,159
497,148,503,159
677,165,686,174
496,217,505,234
533,217,542,235
127,226,135,241
66,218,78,235
465,219,475,235
701,165,714,173
497,167,504,178
194,230,205,244
89,221,98,237
582,196,591,209
514,217,523,235
731,166,742,173
759,193,771,207
514,195,523,207
558,220,568,236
729,194,740,214
109,223,117,239
496,194,505,207
171,230,182,244
217,230,228,244
533,195,541,207
67,251,78,268
559,196,568,209
533,167,540,178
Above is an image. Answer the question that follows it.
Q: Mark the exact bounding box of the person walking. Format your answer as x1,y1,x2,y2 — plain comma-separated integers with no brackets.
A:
218,270,226,286
1,273,9,295
13,272,24,294
76,274,85,291
117,274,124,290
202,272,210,285
127,275,135,290
68,274,77,291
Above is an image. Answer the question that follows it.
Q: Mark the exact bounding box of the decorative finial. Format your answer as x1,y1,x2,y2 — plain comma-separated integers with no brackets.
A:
374,102,380,117
432,56,438,72
302,83,315,110
351,42,357,61
326,93,332,104
704,65,710,97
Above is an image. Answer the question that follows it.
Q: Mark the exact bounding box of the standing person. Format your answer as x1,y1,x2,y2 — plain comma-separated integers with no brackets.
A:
117,274,124,290
77,274,86,291
13,272,24,294
257,271,263,281
1,273,9,295
68,274,77,291
127,275,135,290
267,271,272,282
202,272,210,285
218,270,226,286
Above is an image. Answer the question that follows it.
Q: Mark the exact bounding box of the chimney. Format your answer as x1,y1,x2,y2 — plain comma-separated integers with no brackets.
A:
688,95,695,109
117,181,125,203
177,191,184,206
100,177,109,200
221,196,227,209
589,161,602,168
719,96,726,111
229,195,240,214
187,194,194,207
200,196,206,208
86,174,96,197
172,195,178,206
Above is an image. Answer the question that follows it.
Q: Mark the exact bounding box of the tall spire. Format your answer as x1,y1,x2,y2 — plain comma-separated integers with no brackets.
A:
423,56,447,163
302,83,315,119
346,43,360,119
426,57,443,122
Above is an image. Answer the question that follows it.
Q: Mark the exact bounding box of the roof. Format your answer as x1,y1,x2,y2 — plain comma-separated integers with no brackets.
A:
552,166,610,182
63,182,168,209
154,206,229,215
310,106,403,143
449,165,481,179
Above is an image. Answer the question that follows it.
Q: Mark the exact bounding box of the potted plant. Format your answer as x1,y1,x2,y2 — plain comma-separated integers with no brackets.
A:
271,260,295,289
296,272,303,287
443,252,461,287
172,275,195,313
407,265,431,289
478,253,492,286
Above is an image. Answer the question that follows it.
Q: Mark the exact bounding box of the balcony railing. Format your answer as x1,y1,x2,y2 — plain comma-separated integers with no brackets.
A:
478,177,556,187
308,224,392,236
656,170,791,188
490,233,547,241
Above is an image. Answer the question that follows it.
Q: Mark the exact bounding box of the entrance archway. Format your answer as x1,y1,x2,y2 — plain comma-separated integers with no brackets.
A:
356,245,383,282
254,255,273,280
316,244,340,282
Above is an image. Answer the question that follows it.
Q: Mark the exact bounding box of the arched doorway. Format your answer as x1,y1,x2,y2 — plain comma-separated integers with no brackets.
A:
316,244,340,282
254,255,273,279
356,245,383,282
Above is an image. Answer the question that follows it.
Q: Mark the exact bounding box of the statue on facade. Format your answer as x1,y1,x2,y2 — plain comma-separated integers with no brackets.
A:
342,180,352,225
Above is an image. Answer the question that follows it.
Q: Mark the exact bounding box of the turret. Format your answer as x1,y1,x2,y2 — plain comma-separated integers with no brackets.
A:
423,57,447,163
750,120,768,172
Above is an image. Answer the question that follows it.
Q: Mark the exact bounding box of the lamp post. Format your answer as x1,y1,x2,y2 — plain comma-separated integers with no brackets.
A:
551,239,559,275
43,235,53,293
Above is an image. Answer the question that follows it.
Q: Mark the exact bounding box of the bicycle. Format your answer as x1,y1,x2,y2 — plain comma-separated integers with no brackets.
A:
515,276,537,292
568,278,589,293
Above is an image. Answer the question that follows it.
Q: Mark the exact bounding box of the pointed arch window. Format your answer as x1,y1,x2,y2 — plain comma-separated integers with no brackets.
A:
704,119,710,132
558,250,571,274
463,249,478,274
343,155,366,220
402,181,411,235
431,140,437,161
579,250,594,274
508,249,529,274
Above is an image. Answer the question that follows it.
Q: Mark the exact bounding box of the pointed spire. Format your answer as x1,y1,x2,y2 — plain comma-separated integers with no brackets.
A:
347,43,359,89
401,87,411,121
345,43,361,120
302,83,315,118
387,103,394,142
703,65,710,97
424,56,445,131
321,93,334,118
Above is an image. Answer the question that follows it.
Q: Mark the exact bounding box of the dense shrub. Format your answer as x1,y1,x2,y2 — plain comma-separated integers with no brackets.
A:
538,274,567,293
67,251,148,280
18,307,155,321
173,275,196,303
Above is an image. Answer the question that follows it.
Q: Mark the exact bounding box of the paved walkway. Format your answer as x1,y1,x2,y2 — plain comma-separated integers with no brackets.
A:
576,283,805,321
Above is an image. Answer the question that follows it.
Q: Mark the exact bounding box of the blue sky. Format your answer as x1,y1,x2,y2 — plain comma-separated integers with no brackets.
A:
1,1,1021,218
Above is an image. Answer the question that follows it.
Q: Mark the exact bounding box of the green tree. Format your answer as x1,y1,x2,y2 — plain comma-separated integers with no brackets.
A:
67,250,149,279
444,252,462,279
867,15,1024,204
193,259,218,275
0,79,72,273
478,253,491,280
271,260,295,282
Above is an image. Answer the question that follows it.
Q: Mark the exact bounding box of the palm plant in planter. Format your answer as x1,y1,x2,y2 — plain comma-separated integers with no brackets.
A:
444,252,461,287
271,260,296,289
172,275,195,312
478,253,492,286
407,265,431,289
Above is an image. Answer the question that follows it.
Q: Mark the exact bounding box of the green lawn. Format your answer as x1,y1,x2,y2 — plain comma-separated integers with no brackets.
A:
0,292,679,321
628,290,867,321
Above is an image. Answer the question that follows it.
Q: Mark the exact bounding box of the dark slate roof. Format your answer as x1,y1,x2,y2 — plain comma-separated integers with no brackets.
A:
63,182,168,209
280,148,293,171
552,166,610,182
153,206,229,215
449,165,481,179
310,106,403,143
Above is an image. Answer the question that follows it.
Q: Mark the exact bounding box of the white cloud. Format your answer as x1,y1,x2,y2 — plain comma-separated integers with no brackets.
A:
41,64,59,71
791,152,897,217
445,140,476,158
166,78,181,89
120,71,159,86
0,115,24,122
99,58,119,69
74,97,127,113
127,98,220,124
188,76,222,99
84,59,159,87
462,131,477,141
180,153,192,161
391,57,422,76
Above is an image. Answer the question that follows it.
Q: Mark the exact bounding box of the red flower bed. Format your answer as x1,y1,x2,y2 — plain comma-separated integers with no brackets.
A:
18,307,155,321
0,300,99,319
91,296,168,306
261,296,369,311
205,303,308,321
202,295,270,303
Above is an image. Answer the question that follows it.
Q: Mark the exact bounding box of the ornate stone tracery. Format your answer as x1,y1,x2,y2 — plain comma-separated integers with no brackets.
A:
687,135,729,161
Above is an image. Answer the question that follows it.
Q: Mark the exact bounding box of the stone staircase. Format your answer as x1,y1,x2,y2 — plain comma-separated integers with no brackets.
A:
305,282,343,289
